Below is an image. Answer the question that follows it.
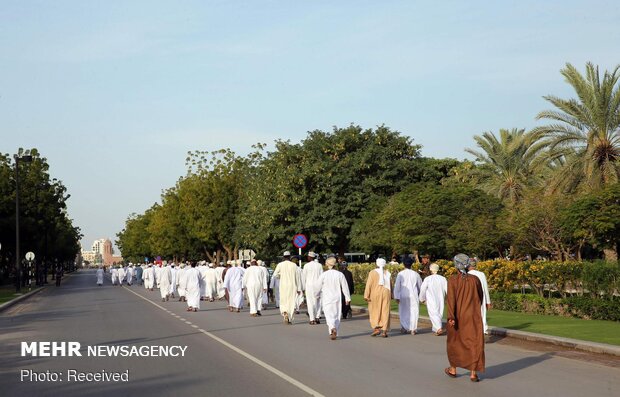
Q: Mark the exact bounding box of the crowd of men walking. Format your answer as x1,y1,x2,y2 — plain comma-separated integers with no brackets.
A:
95,251,490,381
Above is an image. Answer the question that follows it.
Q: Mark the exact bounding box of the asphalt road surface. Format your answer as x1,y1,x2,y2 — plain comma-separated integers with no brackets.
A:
1,269,618,397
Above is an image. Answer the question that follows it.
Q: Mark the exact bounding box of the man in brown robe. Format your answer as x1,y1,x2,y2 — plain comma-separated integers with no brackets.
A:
445,254,485,382
364,258,391,337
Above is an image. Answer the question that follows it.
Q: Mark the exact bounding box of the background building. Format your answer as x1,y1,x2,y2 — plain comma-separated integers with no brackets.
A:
81,238,122,266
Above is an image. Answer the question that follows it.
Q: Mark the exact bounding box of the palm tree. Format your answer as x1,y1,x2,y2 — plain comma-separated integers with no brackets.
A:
465,128,548,205
534,62,620,192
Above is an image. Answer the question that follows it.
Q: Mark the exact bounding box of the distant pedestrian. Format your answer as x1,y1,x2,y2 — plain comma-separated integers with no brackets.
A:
269,271,280,308
204,263,219,302
185,262,202,312
339,261,354,319
144,264,155,291
272,251,302,324
159,263,172,302
111,266,119,286
418,254,431,279
55,265,63,287
302,252,323,325
445,254,485,382
117,265,126,286
96,266,104,286
242,259,267,316
364,258,391,337
126,265,134,286
314,257,351,340
394,257,422,335
467,258,492,334
224,261,245,312
419,263,447,335
135,264,143,286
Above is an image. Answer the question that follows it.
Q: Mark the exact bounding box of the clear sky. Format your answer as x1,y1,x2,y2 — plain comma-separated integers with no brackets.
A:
1,1,619,252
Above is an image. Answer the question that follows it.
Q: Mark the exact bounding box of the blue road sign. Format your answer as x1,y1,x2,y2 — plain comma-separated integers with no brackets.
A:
293,234,308,249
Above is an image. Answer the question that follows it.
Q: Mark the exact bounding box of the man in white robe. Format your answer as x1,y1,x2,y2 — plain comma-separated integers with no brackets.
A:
204,263,218,301
242,259,267,316
144,264,154,290
272,251,302,324
96,266,104,286
159,263,172,302
314,257,351,340
215,263,226,299
394,257,423,334
154,263,163,289
169,263,178,298
185,263,202,311
198,261,208,300
117,266,126,286
467,259,492,334
258,261,269,309
294,262,304,314
224,262,245,312
302,252,323,325
269,272,280,308
126,265,134,286
419,263,448,335
110,266,119,286
176,263,187,301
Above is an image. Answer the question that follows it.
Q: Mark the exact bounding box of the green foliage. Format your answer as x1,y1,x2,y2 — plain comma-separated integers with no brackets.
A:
580,261,620,299
351,183,506,258
236,125,423,256
561,184,620,257
0,149,81,283
116,210,154,263
534,62,620,192
465,128,549,205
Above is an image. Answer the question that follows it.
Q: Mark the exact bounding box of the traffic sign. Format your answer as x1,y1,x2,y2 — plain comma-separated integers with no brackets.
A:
293,234,308,249
25,251,35,261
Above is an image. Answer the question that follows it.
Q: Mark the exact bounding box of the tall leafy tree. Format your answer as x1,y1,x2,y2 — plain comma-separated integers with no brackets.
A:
0,149,81,284
534,62,620,192
236,125,422,256
116,210,154,263
351,183,506,259
561,183,620,260
465,128,548,205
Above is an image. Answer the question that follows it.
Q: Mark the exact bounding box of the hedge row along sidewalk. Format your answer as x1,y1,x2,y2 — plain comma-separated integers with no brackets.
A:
349,294,620,350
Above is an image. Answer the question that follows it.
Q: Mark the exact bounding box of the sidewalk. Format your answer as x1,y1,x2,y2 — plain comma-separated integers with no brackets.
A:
351,305,620,357
0,287,45,312
0,271,75,313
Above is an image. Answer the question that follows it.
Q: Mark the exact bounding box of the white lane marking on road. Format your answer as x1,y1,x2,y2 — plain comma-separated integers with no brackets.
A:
124,287,324,397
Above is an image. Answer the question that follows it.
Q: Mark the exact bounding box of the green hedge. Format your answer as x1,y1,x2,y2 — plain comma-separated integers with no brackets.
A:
491,292,620,321
350,260,620,298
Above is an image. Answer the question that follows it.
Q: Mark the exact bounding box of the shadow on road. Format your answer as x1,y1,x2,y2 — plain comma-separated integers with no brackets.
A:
484,352,553,379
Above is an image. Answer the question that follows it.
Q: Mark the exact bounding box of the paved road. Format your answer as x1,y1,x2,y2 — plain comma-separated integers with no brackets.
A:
0,270,618,397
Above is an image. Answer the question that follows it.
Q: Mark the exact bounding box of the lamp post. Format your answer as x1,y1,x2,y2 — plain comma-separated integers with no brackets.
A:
14,151,33,292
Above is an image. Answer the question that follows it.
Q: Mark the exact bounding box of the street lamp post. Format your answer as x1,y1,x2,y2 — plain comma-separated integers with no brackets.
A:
14,151,33,292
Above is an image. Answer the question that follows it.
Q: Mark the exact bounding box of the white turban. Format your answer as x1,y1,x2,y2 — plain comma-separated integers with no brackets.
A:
325,257,337,269
376,258,388,287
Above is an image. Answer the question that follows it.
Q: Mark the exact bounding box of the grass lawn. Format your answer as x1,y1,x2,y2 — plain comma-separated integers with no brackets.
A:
0,286,25,304
350,294,620,346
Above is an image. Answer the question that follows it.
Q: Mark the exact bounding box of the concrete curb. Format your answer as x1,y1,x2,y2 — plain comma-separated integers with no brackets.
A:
0,287,45,313
351,305,620,357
